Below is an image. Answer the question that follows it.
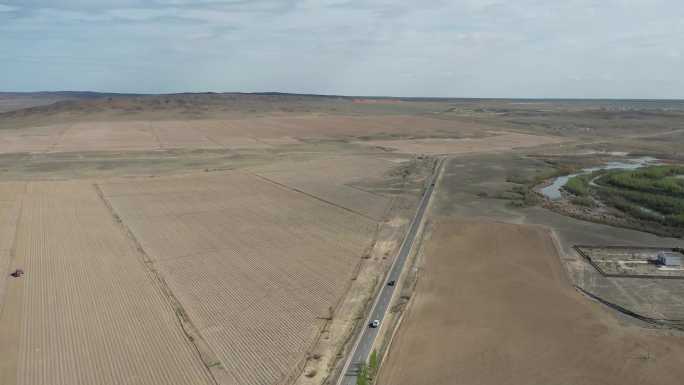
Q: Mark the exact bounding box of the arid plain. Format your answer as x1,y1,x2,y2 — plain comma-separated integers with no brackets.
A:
0,93,683,385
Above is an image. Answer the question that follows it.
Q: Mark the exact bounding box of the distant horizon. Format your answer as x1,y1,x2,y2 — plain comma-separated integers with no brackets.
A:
2,90,684,103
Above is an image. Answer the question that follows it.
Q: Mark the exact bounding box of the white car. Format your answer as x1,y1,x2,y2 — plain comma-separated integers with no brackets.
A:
369,319,380,328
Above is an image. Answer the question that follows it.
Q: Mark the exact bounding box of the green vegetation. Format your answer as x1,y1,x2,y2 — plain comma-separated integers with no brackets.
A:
369,350,379,379
570,165,684,228
356,350,380,385
507,185,540,207
356,362,369,385
506,164,577,186
601,165,684,195
564,174,591,196
570,195,595,207
504,165,579,207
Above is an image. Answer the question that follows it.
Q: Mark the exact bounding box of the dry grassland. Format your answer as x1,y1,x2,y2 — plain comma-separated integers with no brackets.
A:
0,181,214,385
0,95,79,114
359,132,566,155
378,220,684,385
0,115,494,154
99,171,380,385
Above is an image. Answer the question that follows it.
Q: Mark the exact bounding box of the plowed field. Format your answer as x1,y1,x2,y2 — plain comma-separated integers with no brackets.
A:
378,220,684,385
249,157,395,220
99,171,380,385
0,181,214,385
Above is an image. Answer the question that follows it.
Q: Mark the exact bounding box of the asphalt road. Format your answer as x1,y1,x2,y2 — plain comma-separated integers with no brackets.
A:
337,159,442,385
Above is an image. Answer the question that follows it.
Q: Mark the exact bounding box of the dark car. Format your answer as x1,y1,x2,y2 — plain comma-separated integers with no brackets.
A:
387,280,396,286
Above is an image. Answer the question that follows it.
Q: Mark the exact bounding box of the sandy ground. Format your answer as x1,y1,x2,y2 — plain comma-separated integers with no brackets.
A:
358,132,567,155
378,220,684,385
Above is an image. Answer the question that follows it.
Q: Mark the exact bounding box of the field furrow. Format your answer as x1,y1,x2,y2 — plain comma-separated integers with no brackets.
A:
100,171,379,385
0,181,215,385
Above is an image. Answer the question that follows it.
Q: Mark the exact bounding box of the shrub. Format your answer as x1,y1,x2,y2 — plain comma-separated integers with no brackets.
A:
571,196,595,207
356,363,368,385
564,175,590,196
369,350,379,378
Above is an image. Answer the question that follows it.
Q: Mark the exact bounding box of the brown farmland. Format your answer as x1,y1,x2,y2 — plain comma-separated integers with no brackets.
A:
99,171,381,385
0,181,214,385
0,115,503,154
249,156,397,221
358,131,566,155
378,220,684,385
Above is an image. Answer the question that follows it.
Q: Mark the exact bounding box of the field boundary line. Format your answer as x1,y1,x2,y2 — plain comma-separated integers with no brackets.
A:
574,285,684,330
344,183,390,199
148,122,164,150
92,183,232,385
47,123,71,152
247,172,379,222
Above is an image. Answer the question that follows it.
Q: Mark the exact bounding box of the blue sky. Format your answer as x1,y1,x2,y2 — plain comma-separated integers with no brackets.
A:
1,0,683,98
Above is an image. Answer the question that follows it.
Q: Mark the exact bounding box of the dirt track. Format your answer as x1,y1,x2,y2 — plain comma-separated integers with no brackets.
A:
378,220,684,385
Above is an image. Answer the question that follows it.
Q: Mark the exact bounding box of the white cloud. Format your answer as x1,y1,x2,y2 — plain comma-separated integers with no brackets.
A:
0,4,17,11
1,0,684,98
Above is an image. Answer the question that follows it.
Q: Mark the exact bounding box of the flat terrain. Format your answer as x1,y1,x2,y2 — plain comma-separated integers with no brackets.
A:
436,153,684,321
98,170,382,385
0,115,503,154
1,94,683,385
378,220,684,385
357,131,566,155
0,181,214,385
248,156,396,221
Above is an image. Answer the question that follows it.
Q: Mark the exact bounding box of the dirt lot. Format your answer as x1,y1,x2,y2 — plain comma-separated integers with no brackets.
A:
378,220,684,385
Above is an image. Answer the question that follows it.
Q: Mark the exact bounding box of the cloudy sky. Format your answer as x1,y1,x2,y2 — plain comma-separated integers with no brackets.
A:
1,0,683,98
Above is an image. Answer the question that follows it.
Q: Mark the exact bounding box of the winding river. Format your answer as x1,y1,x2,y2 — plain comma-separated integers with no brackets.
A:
539,157,659,200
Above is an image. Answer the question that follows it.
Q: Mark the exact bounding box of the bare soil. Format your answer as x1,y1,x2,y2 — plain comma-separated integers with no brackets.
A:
98,171,380,385
378,220,684,385
0,181,214,385
357,131,567,155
